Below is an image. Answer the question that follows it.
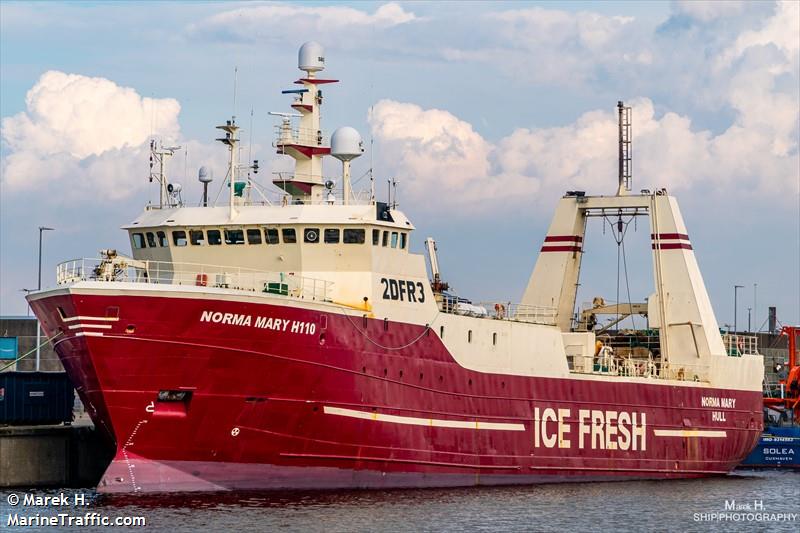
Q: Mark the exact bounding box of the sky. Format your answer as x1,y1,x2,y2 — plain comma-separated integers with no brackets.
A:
1,1,798,330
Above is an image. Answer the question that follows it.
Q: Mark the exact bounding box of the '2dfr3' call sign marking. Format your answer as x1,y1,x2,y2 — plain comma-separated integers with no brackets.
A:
381,278,425,303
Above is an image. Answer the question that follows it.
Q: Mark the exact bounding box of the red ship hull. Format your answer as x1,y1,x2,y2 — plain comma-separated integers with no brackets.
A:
30,289,763,493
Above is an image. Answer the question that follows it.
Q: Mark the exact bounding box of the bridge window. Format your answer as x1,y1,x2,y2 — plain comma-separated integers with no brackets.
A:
390,232,398,248
224,229,245,245
132,233,146,249
324,228,340,244
344,229,365,244
207,229,222,245
172,231,187,246
400,233,407,249
282,228,297,243
190,230,205,245
382,231,388,247
493,332,497,346
157,231,168,247
246,228,262,245
265,228,280,244
468,330,473,343
372,229,380,246
304,228,320,243
146,232,157,248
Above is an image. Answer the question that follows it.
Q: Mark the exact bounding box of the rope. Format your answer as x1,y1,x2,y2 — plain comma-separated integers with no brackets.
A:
604,214,636,331
621,237,636,330
342,309,442,351
0,330,64,372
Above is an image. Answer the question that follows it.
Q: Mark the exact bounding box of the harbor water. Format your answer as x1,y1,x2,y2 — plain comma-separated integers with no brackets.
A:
2,470,797,532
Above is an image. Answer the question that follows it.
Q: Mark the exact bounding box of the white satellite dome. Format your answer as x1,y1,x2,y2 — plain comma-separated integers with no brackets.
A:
198,166,213,183
298,41,325,73
331,127,364,161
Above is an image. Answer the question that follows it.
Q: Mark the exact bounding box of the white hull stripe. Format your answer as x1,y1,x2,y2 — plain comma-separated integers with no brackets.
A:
62,315,120,323
653,429,727,438
75,331,104,337
68,323,113,330
323,406,525,431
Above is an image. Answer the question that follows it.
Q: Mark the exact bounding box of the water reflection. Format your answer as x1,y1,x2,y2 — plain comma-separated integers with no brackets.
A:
2,471,797,532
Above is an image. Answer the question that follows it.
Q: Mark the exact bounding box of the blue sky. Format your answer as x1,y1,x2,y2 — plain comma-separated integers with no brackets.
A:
1,1,798,330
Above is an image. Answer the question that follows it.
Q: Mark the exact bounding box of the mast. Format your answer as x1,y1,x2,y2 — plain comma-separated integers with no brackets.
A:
216,118,239,220
148,140,181,209
272,42,338,204
617,101,632,196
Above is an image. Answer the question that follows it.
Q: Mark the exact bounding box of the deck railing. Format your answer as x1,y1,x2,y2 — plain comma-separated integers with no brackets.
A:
722,333,760,356
434,296,557,326
56,257,333,301
481,303,558,326
274,125,329,147
567,351,710,382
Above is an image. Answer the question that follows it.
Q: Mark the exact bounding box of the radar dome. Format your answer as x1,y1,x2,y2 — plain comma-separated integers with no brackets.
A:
198,166,213,183
331,127,364,161
299,41,325,73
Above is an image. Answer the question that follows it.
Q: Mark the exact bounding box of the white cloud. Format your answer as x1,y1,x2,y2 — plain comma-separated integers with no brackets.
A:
718,0,799,68
672,0,748,22
2,71,180,159
368,100,537,209
188,2,416,44
1,71,183,198
441,7,643,87
369,96,798,213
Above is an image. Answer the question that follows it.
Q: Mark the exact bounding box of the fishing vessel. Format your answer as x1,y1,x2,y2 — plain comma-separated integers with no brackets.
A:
28,43,764,493
740,326,799,468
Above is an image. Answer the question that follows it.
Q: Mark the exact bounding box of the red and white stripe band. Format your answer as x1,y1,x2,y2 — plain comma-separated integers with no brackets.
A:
541,235,583,253
651,232,692,250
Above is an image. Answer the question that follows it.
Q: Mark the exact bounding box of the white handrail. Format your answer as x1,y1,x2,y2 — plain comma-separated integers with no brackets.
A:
721,333,760,356
567,351,710,382
56,257,333,301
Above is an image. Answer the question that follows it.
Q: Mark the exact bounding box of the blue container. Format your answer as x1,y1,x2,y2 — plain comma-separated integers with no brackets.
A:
740,425,800,468
0,372,74,425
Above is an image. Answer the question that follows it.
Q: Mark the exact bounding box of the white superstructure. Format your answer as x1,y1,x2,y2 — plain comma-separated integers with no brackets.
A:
57,43,761,393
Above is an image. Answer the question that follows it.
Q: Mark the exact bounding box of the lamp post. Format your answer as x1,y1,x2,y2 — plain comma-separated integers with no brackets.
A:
734,284,743,334
753,283,758,332
36,226,54,371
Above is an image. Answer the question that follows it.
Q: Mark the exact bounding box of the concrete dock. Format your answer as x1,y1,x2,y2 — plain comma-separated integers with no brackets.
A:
0,421,113,488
